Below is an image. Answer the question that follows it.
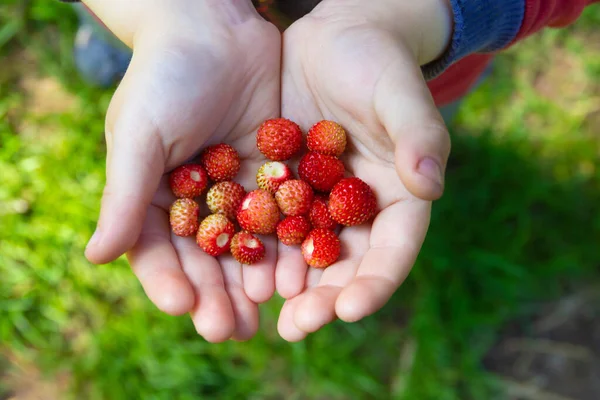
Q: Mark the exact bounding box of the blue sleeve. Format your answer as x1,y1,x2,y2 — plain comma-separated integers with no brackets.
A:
421,0,526,80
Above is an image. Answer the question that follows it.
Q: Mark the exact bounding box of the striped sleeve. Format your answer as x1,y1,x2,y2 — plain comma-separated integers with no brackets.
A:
422,0,598,80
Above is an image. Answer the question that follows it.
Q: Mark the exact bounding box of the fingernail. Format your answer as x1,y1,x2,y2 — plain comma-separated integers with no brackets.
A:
86,227,102,250
418,157,444,187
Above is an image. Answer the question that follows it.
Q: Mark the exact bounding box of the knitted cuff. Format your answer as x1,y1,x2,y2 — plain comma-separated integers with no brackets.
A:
421,0,525,80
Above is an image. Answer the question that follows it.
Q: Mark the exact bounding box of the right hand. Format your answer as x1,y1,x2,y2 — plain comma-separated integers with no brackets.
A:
81,0,281,342
275,0,453,341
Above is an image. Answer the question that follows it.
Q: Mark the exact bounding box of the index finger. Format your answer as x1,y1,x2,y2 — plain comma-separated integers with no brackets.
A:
334,198,432,322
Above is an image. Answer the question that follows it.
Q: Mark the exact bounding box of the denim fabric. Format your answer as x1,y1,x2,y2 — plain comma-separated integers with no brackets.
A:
72,4,132,87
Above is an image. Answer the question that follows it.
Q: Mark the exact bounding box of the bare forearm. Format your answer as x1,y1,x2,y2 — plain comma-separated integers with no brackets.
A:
79,0,258,48
310,0,453,65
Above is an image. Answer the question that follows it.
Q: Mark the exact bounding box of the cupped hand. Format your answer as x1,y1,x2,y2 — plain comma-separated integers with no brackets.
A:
276,0,453,341
83,1,281,342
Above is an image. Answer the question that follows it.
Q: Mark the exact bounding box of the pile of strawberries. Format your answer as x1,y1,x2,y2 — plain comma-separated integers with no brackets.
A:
168,118,377,268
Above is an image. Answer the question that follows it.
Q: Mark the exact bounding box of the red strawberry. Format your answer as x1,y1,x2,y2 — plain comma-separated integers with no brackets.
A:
328,177,377,226
256,161,293,194
308,195,338,230
230,231,265,265
301,228,341,268
169,164,208,198
237,189,280,235
206,181,246,221
169,198,200,237
200,143,240,181
307,120,347,157
277,216,311,246
298,152,345,192
275,179,314,217
256,118,303,161
196,214,235,256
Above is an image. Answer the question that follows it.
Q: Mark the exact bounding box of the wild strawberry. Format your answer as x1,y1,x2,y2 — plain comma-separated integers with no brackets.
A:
169,198,200,237
200,143,240,181
307,120,347,157
301,228,341,268
256,161,293,194
237,189,280,235
298,152,345,192
196,214,235,256
206,181,246,221
328,177,377,226
256,118,303,161
230,231,265,265
277,216,311,246
308,195,338,230
275,179,314,217
169,164,208,198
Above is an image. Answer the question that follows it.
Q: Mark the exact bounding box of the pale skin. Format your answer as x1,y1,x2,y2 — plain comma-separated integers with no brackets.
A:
80,0,452,342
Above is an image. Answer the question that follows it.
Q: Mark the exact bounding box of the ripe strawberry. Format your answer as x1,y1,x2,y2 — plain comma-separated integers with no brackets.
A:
328,177,377,226
256,161,293,194
237,189,280,235
298,152,345,192
169,198,200,237
230,231,265,265
277,216,311,246
169,164,208,198
307,120,347,157
256,118,303,161
275,179,314,217
308,195,338,230
196,214,236,256
206,181,246,221
301,228,341,268
200,143,240,181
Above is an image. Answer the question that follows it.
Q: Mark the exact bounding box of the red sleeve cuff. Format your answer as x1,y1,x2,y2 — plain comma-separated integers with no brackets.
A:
513,0,598,44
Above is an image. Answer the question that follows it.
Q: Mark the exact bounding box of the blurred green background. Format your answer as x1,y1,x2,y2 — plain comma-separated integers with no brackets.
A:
1,1,599,399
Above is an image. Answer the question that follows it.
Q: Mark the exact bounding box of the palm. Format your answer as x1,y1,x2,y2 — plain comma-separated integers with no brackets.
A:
120,19,282,343
276,18,433,341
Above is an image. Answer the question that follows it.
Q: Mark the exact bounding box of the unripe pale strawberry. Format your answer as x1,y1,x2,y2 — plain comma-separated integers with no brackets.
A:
206,181,246,221
169,198,200,237
256,161,293,194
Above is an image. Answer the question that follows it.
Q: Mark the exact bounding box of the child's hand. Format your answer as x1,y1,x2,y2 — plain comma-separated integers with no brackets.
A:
82,0,281,342
276,0,453,341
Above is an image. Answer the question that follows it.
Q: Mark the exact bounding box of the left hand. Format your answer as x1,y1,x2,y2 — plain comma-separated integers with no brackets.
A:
81,0,283,342
275,0,453,341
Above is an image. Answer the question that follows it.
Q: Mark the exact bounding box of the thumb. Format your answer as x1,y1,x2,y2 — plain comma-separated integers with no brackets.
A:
374,44,451,201
85,70,165,265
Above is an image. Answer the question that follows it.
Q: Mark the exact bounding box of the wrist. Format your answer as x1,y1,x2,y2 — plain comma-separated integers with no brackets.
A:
81,0,258,48
315,0,453,65
410,0,454,65
371,0,453,65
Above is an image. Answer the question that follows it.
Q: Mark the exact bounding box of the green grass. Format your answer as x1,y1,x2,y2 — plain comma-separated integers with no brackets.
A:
1,1,599,399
